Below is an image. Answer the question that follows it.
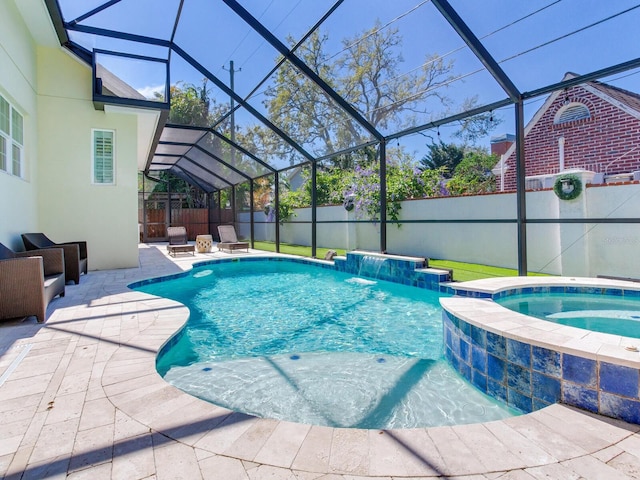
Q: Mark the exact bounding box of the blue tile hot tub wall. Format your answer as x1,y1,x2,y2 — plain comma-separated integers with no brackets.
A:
443,309,640,424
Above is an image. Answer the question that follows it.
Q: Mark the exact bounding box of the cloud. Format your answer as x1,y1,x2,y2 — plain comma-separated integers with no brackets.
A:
137,84,166,100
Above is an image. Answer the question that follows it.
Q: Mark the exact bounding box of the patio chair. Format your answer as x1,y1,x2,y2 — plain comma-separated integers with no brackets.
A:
217,225,249,253
0,242,65,323
22,233,88,285
167,226,195,257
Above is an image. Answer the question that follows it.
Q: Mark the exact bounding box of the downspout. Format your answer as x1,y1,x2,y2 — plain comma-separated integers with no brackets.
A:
500,154,505,192
558,136,565,172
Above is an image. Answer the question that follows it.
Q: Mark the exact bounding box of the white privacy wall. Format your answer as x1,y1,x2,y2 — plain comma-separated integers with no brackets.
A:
248,183,640,278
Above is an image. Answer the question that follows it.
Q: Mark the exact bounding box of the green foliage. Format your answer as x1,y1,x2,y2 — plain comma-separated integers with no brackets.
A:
343,159,445,225
420,141,465,178
447,150,497,196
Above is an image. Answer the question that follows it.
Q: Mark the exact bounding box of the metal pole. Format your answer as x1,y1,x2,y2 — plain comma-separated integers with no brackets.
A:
223,60,241,164
231,185,236,226
217,190,222,238
249,179,255,248
515,100,528,275
274,172,280,253
379,141,387,253
311,162,317,258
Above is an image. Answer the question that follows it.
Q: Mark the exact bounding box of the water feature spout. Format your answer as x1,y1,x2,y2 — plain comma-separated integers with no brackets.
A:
358,255,387,279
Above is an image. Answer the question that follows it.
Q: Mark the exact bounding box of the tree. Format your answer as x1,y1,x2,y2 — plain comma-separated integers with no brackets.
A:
262,26,459,164
150,80,231,204
446,150,497,195
419,141,465,178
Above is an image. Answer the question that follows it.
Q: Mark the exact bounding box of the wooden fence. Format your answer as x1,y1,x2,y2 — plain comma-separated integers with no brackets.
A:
139,208,235,240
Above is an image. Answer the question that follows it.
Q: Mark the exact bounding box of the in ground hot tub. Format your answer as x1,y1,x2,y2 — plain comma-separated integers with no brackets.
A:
440,276,640,425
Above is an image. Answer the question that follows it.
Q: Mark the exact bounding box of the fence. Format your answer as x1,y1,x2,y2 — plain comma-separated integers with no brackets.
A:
238,181,640,279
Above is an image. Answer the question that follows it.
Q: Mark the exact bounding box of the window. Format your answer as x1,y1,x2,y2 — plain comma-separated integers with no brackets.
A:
92,129,115,184
554,103,591,125
0,94,23,177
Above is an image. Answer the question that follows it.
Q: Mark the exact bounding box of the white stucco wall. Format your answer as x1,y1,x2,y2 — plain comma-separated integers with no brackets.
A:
251,183,640,278
1,1,154,269
0,1,39,251
36,47,140,270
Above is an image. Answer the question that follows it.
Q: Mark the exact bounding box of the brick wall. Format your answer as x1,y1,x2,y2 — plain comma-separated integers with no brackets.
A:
501,85,640,190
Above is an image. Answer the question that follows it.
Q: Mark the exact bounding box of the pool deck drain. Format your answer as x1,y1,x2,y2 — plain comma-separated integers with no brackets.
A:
0,244,639,479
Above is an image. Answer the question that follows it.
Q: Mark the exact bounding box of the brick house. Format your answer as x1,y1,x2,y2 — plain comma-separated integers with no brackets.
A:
492,73,640,191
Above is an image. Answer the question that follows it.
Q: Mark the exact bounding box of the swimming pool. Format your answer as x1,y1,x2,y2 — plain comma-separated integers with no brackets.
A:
496,291,640,338
133,257,518,429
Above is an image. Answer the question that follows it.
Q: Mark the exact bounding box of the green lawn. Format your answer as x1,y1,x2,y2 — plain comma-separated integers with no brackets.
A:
253,241,346,259
252,241,550,282
428,259,550,282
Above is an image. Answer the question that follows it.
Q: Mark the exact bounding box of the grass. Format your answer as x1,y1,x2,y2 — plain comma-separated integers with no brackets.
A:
428,259,551,282
253,241,346,259
252,241,550,282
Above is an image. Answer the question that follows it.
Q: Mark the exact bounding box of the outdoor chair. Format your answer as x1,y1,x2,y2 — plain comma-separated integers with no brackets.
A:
167,226,195,257
0,242,65,323
22,233,88,285
217,225,249,253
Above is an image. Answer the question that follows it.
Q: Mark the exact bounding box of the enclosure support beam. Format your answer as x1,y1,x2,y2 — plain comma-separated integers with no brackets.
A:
250,180,255,248
432,0,519,101
275,171,280,253
222,0,383,141
515,100,528,276
217,191,222,239
379,141,387,254
231,186,237,226
311,161,317,258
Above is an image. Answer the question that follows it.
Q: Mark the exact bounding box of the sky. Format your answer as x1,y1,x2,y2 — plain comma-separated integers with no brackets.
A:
57,0,640,165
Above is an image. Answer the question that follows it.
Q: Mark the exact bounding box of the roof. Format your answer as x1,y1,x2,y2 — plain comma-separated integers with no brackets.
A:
492,72,640,174
38,1,640,192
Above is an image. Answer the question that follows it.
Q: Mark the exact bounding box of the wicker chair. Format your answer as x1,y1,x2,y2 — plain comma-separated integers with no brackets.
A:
166,226,195,257
217,225,249,253
22,233,88,284
0,242,65,323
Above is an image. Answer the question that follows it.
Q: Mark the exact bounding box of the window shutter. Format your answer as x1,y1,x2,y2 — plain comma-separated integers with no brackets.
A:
93,130,114,184
0,97,9,135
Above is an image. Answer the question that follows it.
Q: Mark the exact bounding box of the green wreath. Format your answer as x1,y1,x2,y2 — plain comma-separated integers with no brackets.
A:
553,174,582,201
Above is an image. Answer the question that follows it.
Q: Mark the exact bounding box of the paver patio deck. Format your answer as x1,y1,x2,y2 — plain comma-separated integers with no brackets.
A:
1,243,639,479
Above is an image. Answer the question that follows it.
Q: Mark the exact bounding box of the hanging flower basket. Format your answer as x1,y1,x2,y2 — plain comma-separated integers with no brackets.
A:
553,174,582,201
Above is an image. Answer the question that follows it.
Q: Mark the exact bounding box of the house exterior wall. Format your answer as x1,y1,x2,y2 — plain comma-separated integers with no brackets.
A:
0,1,40,251
501,85,640,190
0,0,145,269
36,47,140,270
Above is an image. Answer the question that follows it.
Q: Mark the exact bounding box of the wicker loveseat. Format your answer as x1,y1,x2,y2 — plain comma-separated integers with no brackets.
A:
22,233,88,284
0,242,65,323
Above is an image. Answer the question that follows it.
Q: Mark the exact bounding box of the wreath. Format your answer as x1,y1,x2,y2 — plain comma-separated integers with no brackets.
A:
553,174,582,201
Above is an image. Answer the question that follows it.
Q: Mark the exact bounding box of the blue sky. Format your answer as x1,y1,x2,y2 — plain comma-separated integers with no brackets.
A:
59,0,640,161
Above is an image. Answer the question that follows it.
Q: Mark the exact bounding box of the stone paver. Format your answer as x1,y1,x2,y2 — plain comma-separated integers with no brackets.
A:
0,244,639,479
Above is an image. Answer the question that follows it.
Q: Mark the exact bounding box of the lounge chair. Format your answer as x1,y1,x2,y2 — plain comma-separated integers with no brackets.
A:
217,225,249,253
22,233,88,285
0,242,65,323
167,226,195,257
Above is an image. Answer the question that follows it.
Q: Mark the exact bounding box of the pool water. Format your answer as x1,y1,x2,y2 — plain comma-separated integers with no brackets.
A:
496,292,640,338
136,260,518,428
